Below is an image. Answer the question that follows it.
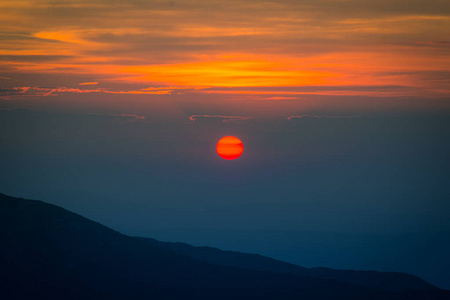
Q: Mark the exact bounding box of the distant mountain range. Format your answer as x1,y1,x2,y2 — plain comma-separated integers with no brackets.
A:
1,193,449,299
138,237,437,292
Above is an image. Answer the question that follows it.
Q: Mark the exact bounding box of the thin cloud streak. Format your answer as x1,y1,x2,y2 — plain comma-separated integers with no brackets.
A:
90,113,146,120
189,115,252,123
416,41,450,46
79,82,99,85
0,86,180,99
287,115,366,120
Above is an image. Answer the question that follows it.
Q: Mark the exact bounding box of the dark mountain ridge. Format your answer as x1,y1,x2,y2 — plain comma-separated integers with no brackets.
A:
1,193,449,299
139,237,437,292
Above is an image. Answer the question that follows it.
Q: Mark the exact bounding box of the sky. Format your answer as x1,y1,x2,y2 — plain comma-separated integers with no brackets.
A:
1,0,450,289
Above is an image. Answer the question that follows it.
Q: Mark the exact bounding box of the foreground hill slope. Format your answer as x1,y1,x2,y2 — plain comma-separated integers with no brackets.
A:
1,193,449,300
140,237,436,292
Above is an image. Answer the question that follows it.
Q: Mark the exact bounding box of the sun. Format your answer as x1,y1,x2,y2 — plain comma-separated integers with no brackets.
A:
216,136,244,160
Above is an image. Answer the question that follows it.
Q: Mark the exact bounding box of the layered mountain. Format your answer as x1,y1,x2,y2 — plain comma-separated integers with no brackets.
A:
1,193,449,299
139,237,436,292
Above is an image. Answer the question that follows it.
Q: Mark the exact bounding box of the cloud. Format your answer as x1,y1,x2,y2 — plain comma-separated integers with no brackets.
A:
287,114,365,120
261,97,298,100
140,86,192,91
0,55,72,62
0,86,176,98
79,82,99,85
197,85,418,97
189,115,251,123
0,87,33,98
202,85,410,92
90,113,146,120
0,86,105,99
416,41,450,46
103,90,172,95
1,0,450,101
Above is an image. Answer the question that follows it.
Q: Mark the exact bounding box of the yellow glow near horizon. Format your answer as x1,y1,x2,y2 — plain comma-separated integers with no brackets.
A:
121,57,336,87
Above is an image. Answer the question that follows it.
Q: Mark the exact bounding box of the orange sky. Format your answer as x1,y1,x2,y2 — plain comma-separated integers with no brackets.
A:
1,0,449,114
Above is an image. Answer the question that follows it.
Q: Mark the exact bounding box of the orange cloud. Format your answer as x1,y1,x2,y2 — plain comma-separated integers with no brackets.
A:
103,90,171,95
79,82,99,85
1,0,449,104
416,41,450,46
0,86,171,98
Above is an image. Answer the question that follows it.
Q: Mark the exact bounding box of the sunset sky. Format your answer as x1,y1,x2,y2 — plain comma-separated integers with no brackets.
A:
1,0,450,289
1,0,449,112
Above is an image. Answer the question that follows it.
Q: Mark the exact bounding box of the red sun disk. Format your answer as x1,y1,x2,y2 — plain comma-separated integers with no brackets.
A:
216,136,244,160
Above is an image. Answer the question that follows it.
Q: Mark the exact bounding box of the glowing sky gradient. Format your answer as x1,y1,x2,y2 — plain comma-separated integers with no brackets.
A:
1,0,449,114
1,0,450,288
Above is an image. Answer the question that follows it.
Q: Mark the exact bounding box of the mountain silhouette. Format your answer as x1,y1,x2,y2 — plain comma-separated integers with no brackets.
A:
1,193,449,299
138,237,437,292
